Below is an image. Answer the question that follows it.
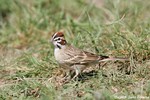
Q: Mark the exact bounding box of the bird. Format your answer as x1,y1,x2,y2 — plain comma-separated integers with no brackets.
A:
51,31,128,80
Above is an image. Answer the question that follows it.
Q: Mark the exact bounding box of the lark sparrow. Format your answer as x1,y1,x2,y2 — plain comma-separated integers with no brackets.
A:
51,32,128,80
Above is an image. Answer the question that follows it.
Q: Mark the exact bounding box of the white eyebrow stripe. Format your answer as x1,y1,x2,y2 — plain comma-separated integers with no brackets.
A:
54,37,64,41
52,32,58,39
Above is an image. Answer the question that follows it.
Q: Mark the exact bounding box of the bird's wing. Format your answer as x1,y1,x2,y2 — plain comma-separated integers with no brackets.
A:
64,45,99,64
63,45,128,65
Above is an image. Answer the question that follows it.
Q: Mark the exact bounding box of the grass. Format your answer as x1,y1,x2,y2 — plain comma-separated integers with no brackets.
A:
0,0,150,99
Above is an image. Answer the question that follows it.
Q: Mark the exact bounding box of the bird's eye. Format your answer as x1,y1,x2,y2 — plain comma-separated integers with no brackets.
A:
57,38,60,40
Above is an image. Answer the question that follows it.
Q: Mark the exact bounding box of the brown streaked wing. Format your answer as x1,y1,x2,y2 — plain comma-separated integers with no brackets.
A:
64,45,85,64
64,45,99,64
80,51,99,63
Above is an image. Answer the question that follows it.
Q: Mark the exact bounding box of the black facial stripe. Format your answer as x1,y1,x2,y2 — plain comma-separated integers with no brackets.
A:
56,44,61,49
52,33,57,40
53,35,58,39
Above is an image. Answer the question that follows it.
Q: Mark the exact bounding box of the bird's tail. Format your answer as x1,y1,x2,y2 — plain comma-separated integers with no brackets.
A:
98,55,129,62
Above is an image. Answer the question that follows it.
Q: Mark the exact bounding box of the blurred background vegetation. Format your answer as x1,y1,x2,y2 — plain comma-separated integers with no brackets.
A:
0,0,150,99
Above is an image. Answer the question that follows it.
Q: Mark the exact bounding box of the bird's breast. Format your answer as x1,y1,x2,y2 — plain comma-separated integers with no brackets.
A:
54,48,68,64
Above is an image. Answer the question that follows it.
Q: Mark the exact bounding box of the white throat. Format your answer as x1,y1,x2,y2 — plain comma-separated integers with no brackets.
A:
54,45,66,64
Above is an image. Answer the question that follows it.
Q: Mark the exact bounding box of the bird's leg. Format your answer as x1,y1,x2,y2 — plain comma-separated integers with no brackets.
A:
71,65,82,80
58,69,73,84
63,70,71,80
58,65,73,82
72,69,80,80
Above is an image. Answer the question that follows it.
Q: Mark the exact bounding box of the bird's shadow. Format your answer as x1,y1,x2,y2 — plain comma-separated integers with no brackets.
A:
77,70,99,82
